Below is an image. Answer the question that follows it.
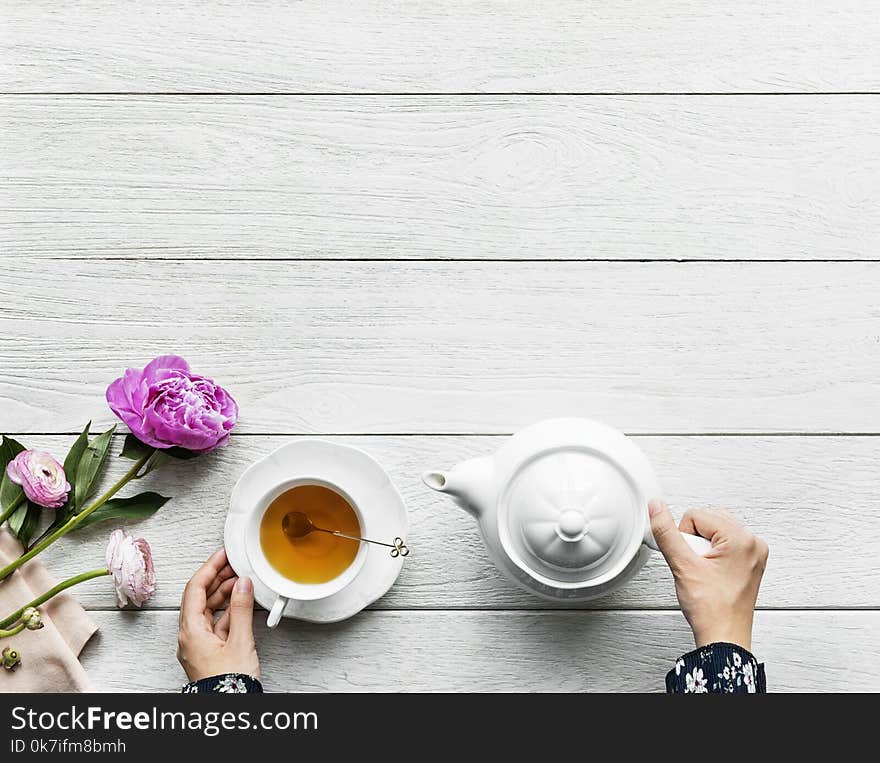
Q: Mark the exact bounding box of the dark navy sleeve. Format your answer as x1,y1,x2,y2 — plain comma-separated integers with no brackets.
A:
182,673,263,694
666,642,766,693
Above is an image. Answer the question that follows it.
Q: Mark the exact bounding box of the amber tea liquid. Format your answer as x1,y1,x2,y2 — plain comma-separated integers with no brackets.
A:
259,484,361,584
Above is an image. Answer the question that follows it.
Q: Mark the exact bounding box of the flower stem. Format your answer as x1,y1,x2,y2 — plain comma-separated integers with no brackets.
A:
0,451,152,582
0,568,109,630
0,492,26,527
0,621,26,638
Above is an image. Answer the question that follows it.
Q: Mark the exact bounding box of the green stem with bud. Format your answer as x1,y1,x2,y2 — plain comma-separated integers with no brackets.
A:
0,451,152,583
0,568,110,631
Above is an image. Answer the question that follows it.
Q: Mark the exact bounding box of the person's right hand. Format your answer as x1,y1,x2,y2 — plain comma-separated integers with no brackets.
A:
648,500,769,651
177,548,261,682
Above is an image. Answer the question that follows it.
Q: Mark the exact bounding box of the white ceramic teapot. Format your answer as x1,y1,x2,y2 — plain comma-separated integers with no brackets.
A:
422,418,710,601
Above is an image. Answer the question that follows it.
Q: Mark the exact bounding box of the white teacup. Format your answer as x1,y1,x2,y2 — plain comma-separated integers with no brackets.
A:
244,477,369,627
225,438,407,625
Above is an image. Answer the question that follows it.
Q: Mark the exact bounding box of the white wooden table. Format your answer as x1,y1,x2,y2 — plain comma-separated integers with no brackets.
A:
2,1,879,692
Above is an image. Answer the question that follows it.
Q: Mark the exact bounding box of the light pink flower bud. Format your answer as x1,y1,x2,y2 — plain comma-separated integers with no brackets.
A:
21,607,43,630
5,450,70,509
2,646,21,670
105,529,156,608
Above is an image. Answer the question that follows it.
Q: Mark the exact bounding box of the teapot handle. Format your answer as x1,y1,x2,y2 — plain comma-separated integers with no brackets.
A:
681,531,713,556
645,530,713,557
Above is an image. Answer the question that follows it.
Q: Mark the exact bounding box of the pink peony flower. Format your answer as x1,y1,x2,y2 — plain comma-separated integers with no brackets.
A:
106,529,156,608
5,450,70,509
105,355,238,453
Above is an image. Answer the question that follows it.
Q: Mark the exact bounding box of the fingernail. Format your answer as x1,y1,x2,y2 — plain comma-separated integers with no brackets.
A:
235,576,253,594
648,499,666,517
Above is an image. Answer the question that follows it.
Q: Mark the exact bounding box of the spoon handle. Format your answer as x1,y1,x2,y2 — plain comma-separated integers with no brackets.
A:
318,528,409,557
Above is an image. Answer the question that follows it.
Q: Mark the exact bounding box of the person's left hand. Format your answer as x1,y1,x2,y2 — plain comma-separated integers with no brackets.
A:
177,548,260,681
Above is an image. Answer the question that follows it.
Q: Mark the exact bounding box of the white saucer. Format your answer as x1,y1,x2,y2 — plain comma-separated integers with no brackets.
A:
224,439,408,623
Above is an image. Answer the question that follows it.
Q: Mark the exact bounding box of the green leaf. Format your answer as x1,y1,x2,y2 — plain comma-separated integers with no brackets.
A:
19,502,42,548
74,425,116,512
7,501,28,536
61,422,91,513
76,491,170,530
166,446,200,460
0,435,27,515
122,437,199,463
0,471,24,515
120,433,152,461
120,434,168,477
140,450,169,477
0,435,26,473
9,501,41,547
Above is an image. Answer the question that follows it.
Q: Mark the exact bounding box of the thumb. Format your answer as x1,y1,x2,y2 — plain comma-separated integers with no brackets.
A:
648,499,695,573
227,576,255,647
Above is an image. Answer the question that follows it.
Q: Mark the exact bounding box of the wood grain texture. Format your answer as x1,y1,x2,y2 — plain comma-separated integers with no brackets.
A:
4,0,875,698
2,2,879,93
80,610,880,692
1,259,879,434
3,96,879,261
11,434,879,610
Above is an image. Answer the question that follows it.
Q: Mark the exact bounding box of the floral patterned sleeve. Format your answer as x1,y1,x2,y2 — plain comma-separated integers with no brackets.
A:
666,642,766,693
182,673,263,694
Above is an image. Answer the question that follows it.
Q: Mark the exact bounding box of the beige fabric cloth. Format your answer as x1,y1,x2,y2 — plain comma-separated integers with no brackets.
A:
0,529,98,692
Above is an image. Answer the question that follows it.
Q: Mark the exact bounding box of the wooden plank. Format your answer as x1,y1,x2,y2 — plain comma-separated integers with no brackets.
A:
80,610,880,692
3,96,879,261
2,2,879,93
1,260,879,433
12,435,880,610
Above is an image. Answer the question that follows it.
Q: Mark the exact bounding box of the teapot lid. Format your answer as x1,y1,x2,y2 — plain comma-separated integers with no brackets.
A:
498,446,643,585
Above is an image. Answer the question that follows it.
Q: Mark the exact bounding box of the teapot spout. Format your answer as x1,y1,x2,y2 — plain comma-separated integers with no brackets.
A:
421,456,494,518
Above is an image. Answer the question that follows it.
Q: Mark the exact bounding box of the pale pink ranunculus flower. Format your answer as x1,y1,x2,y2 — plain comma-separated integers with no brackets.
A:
105,529,156,608
5,450,70,509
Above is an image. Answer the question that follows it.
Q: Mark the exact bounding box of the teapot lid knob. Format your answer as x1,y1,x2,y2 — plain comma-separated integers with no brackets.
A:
556,509,587,541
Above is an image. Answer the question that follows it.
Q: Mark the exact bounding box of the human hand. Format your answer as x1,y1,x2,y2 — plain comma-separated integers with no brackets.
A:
648,499,769,651
177,548,260,681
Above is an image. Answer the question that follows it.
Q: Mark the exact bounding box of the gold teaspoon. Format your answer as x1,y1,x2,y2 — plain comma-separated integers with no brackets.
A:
282,511,409,557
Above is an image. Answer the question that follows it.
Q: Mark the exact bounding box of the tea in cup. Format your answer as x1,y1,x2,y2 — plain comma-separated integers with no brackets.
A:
245,478,368,626
259,483,361,584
